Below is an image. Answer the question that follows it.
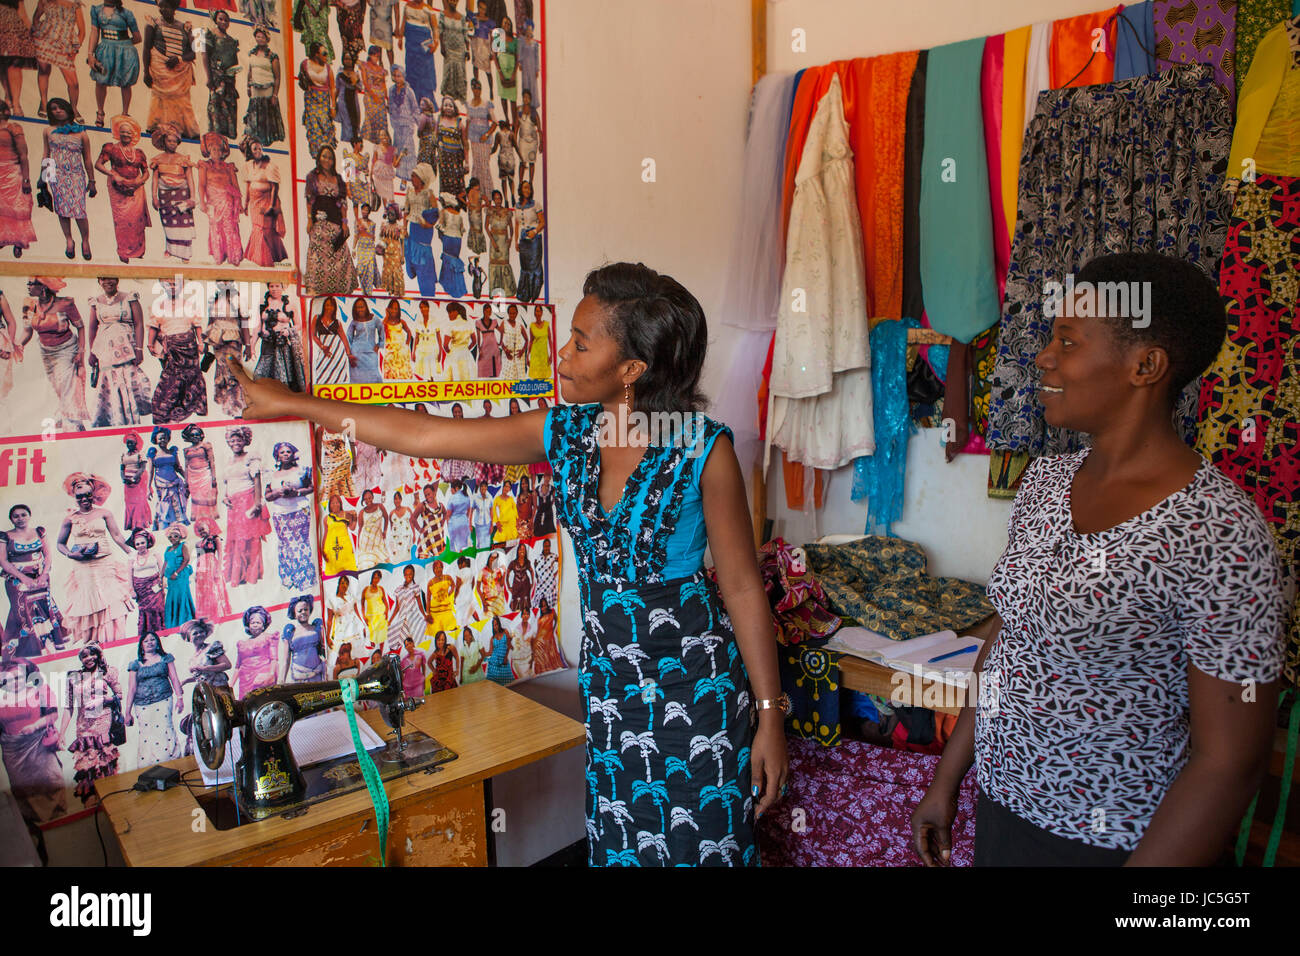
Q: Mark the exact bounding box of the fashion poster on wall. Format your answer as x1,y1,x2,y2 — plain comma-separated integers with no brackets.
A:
306,290,563,693
290,0,546,301
0,420,319,828
0,0,295,268
322,537,565,696
312,390,565,695
0,274,307,433
306,293,553,399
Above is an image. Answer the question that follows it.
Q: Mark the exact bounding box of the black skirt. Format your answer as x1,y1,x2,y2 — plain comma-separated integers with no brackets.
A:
974,791,1131,867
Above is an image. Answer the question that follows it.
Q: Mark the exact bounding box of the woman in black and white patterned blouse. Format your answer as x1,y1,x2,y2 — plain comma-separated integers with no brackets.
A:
913,252,1290,866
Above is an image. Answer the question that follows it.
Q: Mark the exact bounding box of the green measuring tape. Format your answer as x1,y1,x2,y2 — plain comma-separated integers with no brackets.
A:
340,677,390,867
1234,686,1297,868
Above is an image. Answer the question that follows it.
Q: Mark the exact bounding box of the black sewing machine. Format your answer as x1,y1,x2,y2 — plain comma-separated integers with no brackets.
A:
191,656,457,824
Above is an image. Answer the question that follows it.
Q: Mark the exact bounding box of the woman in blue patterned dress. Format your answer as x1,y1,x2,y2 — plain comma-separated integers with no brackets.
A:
346,298,382,383
87,0,140,124
230,261,789,867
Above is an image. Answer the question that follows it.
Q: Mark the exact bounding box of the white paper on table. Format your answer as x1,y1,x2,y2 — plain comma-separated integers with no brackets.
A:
194,709,388,787
823,626,898,657
825,627,961,662
824,628,984,687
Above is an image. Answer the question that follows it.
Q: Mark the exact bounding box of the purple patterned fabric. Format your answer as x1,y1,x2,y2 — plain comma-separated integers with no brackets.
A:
1153,0,1239,103
756,738,978,867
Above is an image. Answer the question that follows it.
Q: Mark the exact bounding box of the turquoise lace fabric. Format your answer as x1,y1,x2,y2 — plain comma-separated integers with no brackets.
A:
851,318,918,534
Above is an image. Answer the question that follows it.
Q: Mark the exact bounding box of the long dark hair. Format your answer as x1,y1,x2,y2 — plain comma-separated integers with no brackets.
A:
582,262,708,414
136,631,163,662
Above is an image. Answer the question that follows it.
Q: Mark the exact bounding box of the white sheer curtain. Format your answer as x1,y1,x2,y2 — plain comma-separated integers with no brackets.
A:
709,72,798,488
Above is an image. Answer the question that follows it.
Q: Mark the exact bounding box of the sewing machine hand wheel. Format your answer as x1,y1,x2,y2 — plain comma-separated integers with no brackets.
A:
192,682,229,772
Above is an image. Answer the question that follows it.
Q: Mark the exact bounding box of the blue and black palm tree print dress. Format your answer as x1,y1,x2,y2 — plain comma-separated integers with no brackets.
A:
544,403,758,867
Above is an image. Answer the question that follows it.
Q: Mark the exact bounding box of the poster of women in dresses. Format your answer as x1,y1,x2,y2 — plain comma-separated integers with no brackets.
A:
0,377,320,826
306,293,563,700
0,276,314,441
307,296,553,392
0,0,294,267
290,0,546,301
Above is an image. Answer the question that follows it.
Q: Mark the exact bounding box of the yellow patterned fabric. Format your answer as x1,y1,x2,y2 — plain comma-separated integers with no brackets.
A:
803,537,993,641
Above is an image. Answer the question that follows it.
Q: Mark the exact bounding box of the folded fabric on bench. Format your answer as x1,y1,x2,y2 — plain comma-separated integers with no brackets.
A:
803,536,992,641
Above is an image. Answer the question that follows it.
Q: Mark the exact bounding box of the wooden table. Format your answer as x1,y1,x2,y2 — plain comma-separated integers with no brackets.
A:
836,655,965,717
95,681,585,867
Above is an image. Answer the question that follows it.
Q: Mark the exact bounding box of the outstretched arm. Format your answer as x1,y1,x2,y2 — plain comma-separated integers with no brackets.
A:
228,358,547,464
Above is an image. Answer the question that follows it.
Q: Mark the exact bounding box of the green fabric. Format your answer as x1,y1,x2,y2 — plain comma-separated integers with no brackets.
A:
804,536,994,641
341,677,389,867
919,38,1000,344
1237,0,1293,85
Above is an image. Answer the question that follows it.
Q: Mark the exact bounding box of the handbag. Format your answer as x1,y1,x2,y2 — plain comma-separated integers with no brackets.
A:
108,696,126,747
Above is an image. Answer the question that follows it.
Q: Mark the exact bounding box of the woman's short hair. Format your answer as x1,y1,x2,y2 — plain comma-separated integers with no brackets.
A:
582,262,708,414
1076,252,1226,403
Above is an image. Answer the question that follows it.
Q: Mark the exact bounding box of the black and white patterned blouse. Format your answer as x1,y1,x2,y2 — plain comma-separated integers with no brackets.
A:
975,449,1289,851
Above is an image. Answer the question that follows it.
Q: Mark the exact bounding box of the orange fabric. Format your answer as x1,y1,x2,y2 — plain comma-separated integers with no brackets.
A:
1049,6,1120,88
782,452,825,510
778,56,917,322
856,53,916,325
780,64,829,250
935,713,959,748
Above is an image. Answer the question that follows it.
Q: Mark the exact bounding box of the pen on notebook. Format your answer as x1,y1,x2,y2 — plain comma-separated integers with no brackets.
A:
927,645,978,664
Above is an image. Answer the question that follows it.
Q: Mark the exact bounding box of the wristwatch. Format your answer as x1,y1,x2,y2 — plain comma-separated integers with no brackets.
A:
755,693,792,716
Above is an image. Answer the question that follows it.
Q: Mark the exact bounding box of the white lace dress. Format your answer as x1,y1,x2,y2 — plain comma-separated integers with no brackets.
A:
767,73,874,472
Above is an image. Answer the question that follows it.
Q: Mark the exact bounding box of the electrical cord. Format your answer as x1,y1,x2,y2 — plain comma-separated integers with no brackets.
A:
92,786,137,867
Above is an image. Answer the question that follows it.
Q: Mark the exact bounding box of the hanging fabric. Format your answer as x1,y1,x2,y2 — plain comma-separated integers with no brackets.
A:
999,27,1031,294
1115,1,1160,79
1236,0,1294,90
982,35,1011,307
777,56,917,319
767,74,874,474
718,73,800,337
851,318,915,535
1198,22,1300,688
1153,0,1238,106
986,64,1234,458
919,38,1000,344
713,72,799,481
943,339,973,461
1024,21,1054,130
767,57,917,505
781,453,825,510
1049,6,1121,87
1196,173,1300,689
900,50,927,324
853,53,918,326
